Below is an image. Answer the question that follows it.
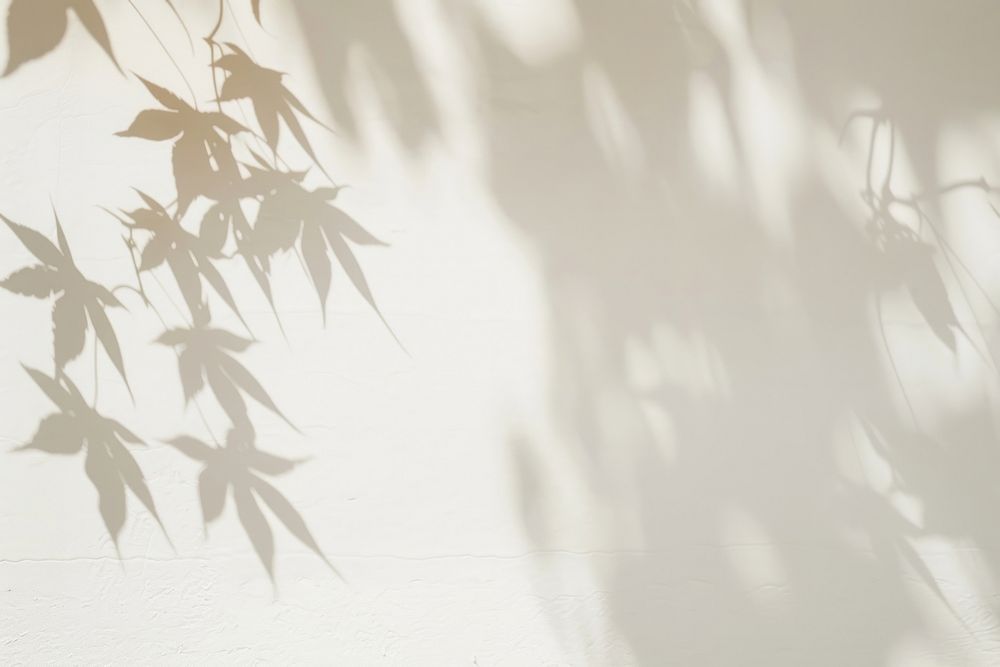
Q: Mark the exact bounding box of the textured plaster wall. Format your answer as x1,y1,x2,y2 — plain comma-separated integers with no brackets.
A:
3,0,1000,664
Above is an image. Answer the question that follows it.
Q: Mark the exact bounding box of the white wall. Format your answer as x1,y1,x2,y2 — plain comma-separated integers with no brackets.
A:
3,0,1000,664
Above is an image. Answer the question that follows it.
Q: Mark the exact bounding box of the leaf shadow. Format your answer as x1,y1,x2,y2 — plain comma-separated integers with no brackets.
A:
166,423,334,580
156,307,296,432
242,164,400,343
214,42,334,174
15,366,168,552
111,189,252,336
187,150,294,336
116,75,248,217
1,211,132,393
3,0,121,76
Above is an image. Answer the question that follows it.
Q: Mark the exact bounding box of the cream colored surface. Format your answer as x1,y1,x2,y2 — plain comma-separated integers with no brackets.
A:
2,1,1000,664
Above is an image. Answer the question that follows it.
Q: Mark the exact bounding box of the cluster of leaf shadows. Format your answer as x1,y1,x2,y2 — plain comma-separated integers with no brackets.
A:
461,1,1000,662
2,0,386,579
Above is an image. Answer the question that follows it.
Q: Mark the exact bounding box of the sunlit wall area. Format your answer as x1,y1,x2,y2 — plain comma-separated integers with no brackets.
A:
2,1,1000,664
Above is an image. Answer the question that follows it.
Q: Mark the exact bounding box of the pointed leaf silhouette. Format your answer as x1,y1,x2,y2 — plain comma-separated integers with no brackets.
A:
252,476,327,560
23,364,74,411
0,265,60,297
204,364,248,432
3,212,129,382
214,44,330,165
195,256,243,322
86,301,128,388
253,188,303,254
327,231,402,347
135,75,187,111
53,212,73,261
158,321,291,428
134,188,168,215
327,235,379,314
207,111,248,136
166,252,204,315
171,137,214,216
70,0,118,72
177,348,205,403
85,443,127,542
246,449,299,476
3,0,66,76
301,222,331,321
199,467,227,523
165,435,227,524
199,202,231,255
52,294,87,368
325,206,387,247
21,367,164,548
1,215,63,266
166,426,325,575
22,413,83,454
243,168,393,333
118,77,247,215
117,110,184,141
110,439,160,526
218,354,288,421
280,96,321,164
166,435,213,460
235,484,274,576
139,233,170,271
4,0,119,76
112,420,142,444
208,328,253,352
91,282,122,308
121,192,249,329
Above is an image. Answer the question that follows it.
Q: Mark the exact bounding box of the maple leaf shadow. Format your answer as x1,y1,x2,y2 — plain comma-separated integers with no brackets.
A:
166,423,334,579
241,164,400,340
110,190,252,336
15,366,168,552
116,76,248,217
3,0,120,76
201,185,286,335
214,42,334,174
156,309,296,434
0,212,132,394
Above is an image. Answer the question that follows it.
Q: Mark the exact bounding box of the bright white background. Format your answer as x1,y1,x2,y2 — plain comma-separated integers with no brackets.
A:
2,1,1000,664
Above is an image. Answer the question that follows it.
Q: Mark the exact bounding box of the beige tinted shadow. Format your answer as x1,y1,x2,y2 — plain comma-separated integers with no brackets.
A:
290,0,1000,663
3,0,120,76
1,0,400,579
